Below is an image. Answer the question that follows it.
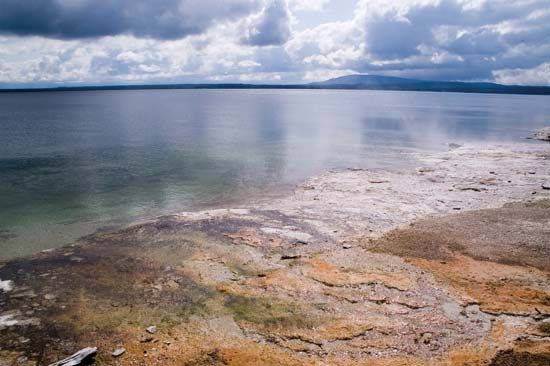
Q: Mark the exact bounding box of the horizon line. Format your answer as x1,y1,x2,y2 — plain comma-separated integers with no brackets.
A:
1,75,550,95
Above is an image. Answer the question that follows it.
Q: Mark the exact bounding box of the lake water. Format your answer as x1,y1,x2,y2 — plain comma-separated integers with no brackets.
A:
1,89,548,259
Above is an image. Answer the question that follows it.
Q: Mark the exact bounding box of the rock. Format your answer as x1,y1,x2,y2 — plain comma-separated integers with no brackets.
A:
146,325,157,334
454,185,484,192
533,127,550,141
281,253,301,260
139,335,154,343
44,294,56,300
417,167,435,174
0,279,13,292
11,290,36,298
542,183,550,190
17,356,28,363
48,347,97,366
448,143,462,149
342,243,352,249
112,348,126,357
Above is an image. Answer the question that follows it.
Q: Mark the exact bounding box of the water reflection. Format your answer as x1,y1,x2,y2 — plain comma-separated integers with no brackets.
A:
0,89,548,258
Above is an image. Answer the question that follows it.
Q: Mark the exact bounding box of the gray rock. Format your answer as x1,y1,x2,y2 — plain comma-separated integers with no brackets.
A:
533,127,550,141
146,325,157,334
112,348,126,357
0,279,13,293
542,183,550,190
281,253,301,260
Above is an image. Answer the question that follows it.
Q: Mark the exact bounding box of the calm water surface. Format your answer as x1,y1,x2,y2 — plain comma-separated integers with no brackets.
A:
1,89,548,258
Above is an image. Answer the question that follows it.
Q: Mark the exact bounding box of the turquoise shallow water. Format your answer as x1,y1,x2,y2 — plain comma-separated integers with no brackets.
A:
1,89,548,258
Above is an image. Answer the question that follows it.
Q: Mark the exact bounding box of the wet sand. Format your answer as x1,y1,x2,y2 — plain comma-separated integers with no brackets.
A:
1,142,549,365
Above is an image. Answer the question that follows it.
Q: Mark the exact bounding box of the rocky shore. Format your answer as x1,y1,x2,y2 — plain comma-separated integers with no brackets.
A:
1,142,549,365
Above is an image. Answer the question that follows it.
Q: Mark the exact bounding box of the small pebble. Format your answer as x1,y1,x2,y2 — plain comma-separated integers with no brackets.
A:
112,348,126,357
146,325,157,334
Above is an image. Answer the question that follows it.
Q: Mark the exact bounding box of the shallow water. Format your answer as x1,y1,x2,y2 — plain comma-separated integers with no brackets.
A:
0,89,548,258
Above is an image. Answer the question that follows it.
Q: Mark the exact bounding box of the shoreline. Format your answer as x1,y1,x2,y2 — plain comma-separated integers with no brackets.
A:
1,141,549,365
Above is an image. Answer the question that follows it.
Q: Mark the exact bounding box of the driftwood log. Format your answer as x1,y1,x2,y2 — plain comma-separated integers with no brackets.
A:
48,347,97,366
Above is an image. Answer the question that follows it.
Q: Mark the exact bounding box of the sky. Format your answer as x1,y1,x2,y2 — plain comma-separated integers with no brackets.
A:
0,0,549,87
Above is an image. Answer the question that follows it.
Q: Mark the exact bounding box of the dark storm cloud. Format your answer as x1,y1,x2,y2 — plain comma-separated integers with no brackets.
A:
242,0,291,46
0,0,260,39
445,29,506,56
365,15,430,59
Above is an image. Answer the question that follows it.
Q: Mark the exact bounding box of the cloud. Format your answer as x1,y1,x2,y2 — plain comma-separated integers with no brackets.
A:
364,14,429,59
303,0,550,83
242,0,291,46
1,0,550,86
289,0,330,12
493,62,550,86
0,0,260,39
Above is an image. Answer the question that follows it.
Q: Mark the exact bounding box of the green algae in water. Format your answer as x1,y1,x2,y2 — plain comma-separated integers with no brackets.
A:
0,229,17,242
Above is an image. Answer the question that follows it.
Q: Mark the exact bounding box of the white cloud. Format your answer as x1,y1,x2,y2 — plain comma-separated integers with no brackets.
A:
242,0,292,46
0,0,549,86
289,0,330,12
493,62,550,86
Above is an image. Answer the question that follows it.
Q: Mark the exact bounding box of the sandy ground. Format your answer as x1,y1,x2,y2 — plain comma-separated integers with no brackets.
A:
0,142,549,366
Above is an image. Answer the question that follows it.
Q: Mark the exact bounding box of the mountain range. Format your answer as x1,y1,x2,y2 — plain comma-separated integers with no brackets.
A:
310,75,550,95
1,74,549,95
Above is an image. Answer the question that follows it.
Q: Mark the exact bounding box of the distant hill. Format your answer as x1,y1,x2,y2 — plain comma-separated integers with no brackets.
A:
1,74,549,95
310,74,550,95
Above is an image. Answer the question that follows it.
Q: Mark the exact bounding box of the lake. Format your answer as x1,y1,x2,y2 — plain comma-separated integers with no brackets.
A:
1,89,548,258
